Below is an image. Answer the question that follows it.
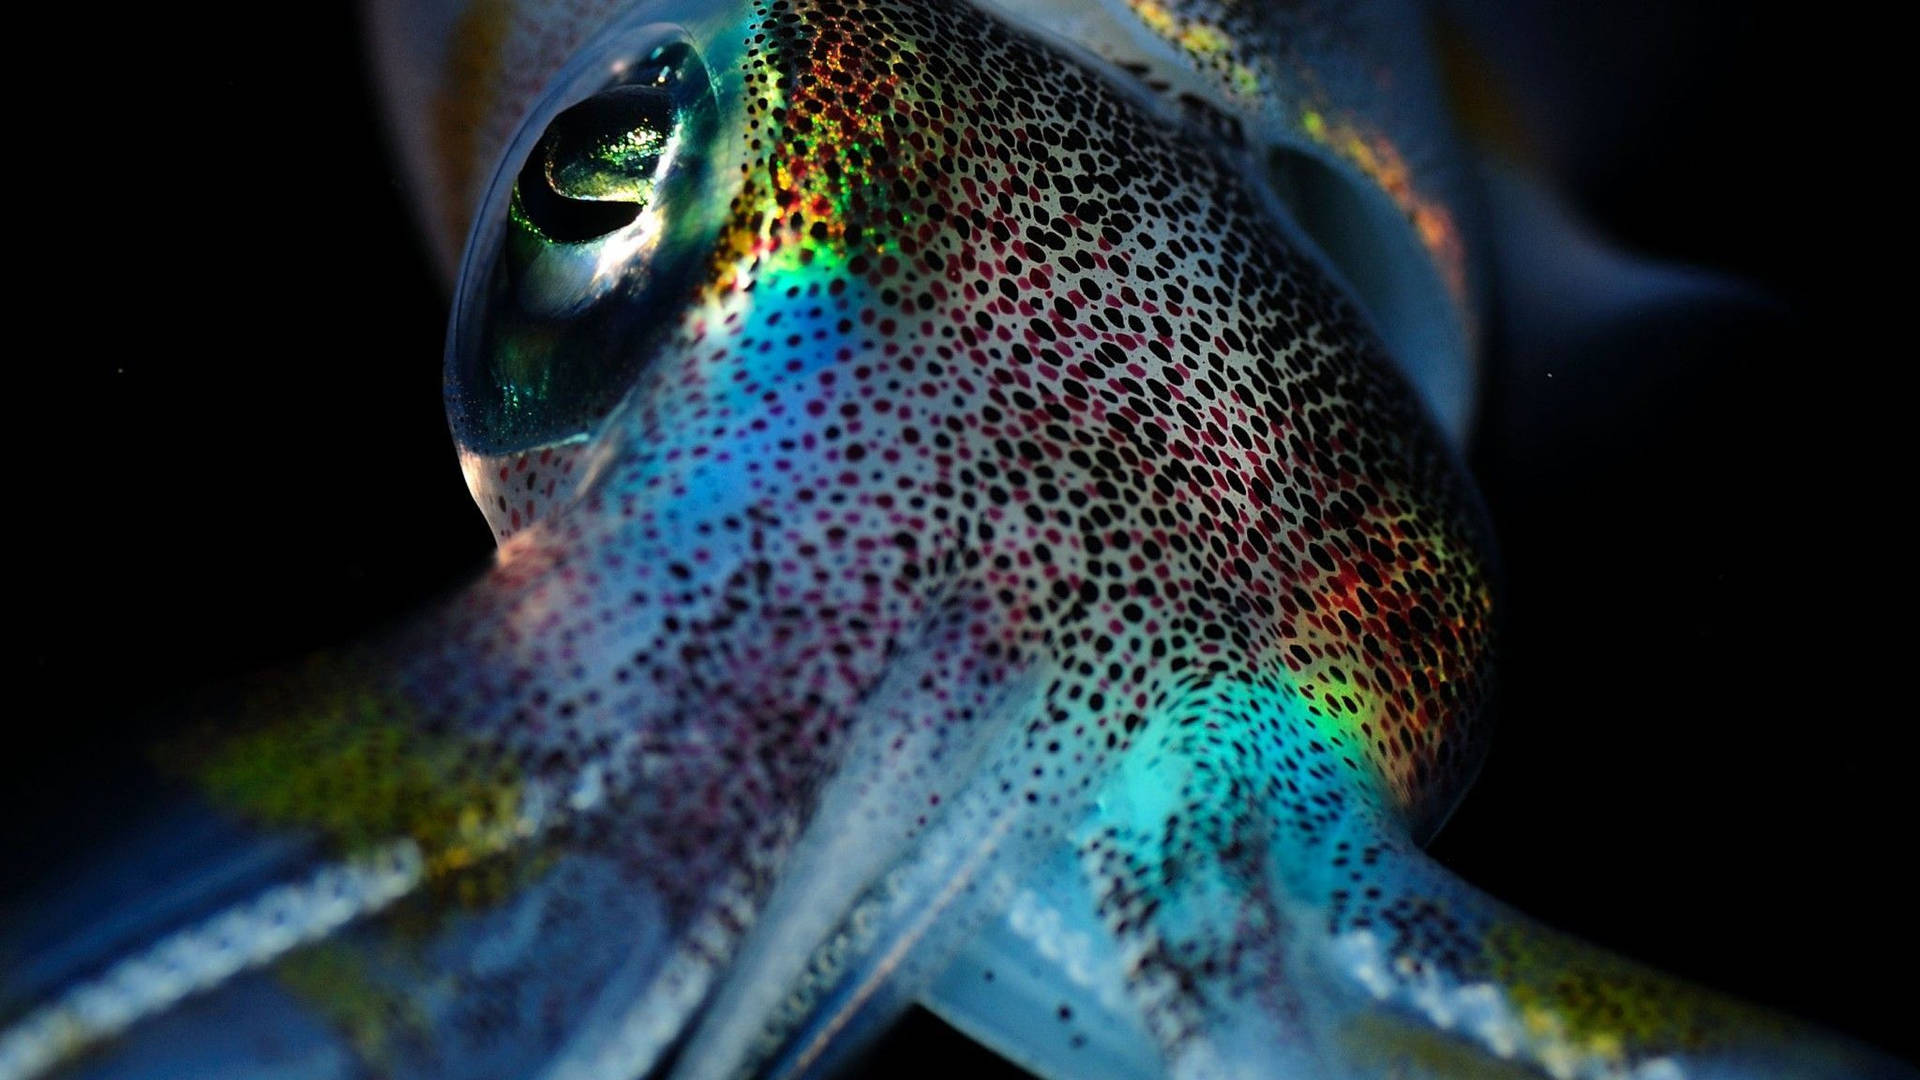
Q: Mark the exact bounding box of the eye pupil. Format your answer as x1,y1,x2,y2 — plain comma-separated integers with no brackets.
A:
512,85,678,244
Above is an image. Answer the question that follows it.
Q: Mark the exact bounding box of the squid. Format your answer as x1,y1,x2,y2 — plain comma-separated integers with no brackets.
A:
2,1,1908,1078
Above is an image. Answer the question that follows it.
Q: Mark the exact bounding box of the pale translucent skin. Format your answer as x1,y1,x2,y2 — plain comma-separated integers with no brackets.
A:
0,3,1910,1080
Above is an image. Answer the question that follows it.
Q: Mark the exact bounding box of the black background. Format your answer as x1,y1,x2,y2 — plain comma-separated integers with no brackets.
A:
10,1,1907,1073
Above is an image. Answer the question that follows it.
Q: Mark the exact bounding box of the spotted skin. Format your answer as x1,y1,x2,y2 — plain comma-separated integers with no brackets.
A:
1,2,1911,1080
1101,0,1474,311
462,439,592,541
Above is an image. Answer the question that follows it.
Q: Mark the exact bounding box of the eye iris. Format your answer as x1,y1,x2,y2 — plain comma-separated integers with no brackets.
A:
511,86,677,244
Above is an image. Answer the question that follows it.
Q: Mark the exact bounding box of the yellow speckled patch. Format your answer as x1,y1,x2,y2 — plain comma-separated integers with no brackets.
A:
1124,0,1262,97
167,656,524,873
1482,920,1778,1055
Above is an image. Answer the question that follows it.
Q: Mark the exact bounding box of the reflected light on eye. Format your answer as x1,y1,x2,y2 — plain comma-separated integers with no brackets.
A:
588,122,683,286
593,205,666,286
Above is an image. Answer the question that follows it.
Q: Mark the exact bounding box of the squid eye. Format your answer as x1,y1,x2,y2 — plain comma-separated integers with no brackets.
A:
448,38,723,462
510,85,675,244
